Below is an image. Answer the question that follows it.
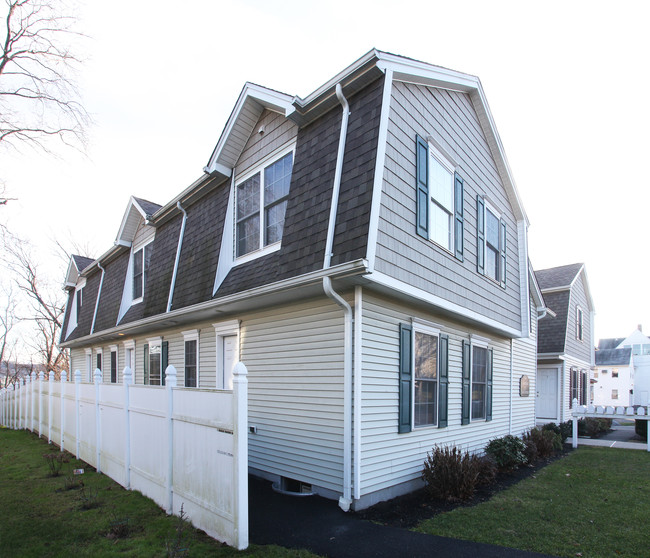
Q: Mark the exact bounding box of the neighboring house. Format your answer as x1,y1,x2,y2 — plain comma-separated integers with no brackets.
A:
535,263,595,424
593,347,633,406
598,326,650,405
59,49,540,510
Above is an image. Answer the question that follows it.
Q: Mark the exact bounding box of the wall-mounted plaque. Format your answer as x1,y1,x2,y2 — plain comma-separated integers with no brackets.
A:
520,375,530,397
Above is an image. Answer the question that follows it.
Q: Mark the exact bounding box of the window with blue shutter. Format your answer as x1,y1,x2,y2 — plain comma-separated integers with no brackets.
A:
454,174,464,261
415,136,429,239
161,341,169,386
438,334,449,428
476,196,485,275
486,348,493,421
461,340,471,425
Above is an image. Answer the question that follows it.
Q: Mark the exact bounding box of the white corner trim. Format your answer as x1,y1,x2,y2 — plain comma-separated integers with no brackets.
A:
366,69,393,273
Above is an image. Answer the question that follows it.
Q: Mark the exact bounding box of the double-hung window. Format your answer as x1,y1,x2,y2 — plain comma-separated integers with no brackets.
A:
398,321,449,433
182,330,199,388
429,150,455,251
477,198,506,286
471,345,488,420
110,346,118,383
461,339,493,424
235,147,294,259
133,242,153,302
576,307,584,341
144,337,168,386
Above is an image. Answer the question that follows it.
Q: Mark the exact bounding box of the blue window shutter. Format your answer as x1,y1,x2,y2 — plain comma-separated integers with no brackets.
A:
144,343,149,385
486,348,493,421
398,323,413,433
161,341,169,386
461,340,471,425
454,173,464,261
438,334,449,428
415,136,429,239
476,195,485,274
499,218,507,288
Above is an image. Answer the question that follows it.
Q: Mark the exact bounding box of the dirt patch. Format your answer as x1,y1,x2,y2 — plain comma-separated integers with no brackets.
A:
355,446,573,529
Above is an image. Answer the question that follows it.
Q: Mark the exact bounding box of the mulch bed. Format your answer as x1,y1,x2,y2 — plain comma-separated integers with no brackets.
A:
355,446,573,528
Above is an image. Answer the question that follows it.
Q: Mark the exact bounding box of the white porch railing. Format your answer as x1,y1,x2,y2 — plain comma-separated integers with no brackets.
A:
0,363,249,550
571,398,650,452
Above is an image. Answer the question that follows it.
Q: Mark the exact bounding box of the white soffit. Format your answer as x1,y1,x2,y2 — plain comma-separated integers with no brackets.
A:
115,196,150,245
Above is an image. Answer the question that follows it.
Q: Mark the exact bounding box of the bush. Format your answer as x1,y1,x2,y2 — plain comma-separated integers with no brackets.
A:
523,427,561,458
475,454,497,487
578,417,612,438
523,437,539,465
559,420,573,443
485,435,527,471
422,446,482,501
635,419,647,441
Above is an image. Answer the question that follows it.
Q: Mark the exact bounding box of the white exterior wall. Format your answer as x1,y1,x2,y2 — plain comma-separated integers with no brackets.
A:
561,355,591,423
358,292,535,503
593,365,634,406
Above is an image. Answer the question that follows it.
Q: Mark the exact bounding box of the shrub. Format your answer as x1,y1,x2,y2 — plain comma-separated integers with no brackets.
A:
523,427,561,458
522,437,539,465
475,454,497,487
559,420,573,443
484,435,527,471
422,446,482,501
635,419,647,441
43,452,69,477
578,417,612,438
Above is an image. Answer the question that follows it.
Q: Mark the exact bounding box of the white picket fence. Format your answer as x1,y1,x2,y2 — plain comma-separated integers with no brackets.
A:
0,363,249,550
571,398,650,452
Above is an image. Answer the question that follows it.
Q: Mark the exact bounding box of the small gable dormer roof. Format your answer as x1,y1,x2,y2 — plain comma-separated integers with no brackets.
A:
64,254,94,288
115,196,162,246
536,263,594,312
204,83,295,178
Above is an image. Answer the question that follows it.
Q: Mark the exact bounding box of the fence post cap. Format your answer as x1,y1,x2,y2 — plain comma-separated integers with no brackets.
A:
31,372,37,381
123,366,133,385
38,371,45,381
61,370,67,382
233,361,248,377
165,365,177,388
93,368,102,383
49,371,55,381
74,369,82,382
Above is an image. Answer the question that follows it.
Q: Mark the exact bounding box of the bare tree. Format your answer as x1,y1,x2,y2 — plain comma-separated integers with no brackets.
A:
0,285,19,387
0,0,89,156
3,231,68,374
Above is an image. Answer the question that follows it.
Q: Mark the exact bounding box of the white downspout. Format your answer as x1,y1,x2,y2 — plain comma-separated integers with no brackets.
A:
90,263,105,334
509,338,513,434
167,201,187,312
322,83,353,512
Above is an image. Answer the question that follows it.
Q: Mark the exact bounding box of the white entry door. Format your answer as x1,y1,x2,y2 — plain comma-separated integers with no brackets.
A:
537,368,558,420
221,335,237,390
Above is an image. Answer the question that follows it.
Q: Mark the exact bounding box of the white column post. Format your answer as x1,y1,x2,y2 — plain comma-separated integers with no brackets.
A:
38,371,44,436
18,378,23,430
16,380,21,430
75,370,82,459
60,371,67,451
232,361,249,550
165,364,177,514
48,372,54,443
24,375,30,431
30,372,36,432
94,368,102,473
123,366,133,489
572,398,578,449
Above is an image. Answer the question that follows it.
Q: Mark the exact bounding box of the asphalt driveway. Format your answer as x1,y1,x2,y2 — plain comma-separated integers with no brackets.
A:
249,476,555,558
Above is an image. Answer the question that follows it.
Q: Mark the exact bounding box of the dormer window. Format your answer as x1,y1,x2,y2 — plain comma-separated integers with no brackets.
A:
133,242,152,302
76,286,83,316
235,146,294,260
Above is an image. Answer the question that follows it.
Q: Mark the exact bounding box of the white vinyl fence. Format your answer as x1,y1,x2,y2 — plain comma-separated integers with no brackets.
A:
571,398,650,452
0,363,249,550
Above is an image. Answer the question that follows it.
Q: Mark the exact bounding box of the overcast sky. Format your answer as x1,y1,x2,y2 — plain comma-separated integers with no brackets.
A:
3,0,649,343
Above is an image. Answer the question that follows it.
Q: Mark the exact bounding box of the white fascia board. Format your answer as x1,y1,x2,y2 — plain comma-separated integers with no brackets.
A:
570,265,595,312
64,258,79,288
369,271,522,338
115,196,148,245
206,82,294,173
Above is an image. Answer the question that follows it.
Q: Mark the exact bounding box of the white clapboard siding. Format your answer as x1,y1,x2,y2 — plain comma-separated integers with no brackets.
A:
242,297,346,493
359,292,534,497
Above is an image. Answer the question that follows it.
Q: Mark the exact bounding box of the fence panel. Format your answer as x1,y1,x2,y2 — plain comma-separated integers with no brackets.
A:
0,363,248,549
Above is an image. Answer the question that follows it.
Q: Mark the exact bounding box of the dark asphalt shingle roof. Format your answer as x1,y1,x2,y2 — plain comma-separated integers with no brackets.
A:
72,255,94,273
598,338,625,351
537,290,570,353
133,197,162,217
595,348,632,366
535,263,584,291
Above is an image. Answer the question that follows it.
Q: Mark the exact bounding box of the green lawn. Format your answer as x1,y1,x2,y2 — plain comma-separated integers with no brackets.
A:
415,446,650,557
0,427,317,557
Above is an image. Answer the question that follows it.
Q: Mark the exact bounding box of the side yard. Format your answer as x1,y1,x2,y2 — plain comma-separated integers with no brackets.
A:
0,428,317,558
415,446,650,558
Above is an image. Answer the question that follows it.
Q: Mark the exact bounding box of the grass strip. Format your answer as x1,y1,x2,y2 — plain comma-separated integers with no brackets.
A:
415,446,650,557
0,427,317,557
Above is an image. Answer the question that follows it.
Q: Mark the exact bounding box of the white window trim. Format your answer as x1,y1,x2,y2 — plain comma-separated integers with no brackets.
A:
182,329,200,388
469,336,491,422
109,345,118,383
123,339,136,378
233,142,295,265
85,348,92,383
146,336,163,386
412,322,440,429
427,141,457,253
213,320,240,390
132,239,154,306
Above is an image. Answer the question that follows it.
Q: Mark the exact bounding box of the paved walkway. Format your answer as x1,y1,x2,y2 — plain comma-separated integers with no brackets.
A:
575,424,649,450
249,476,555,558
